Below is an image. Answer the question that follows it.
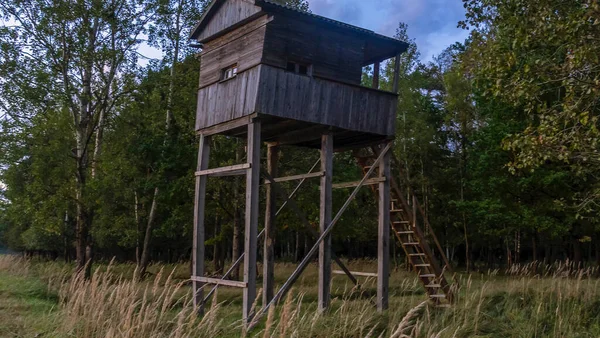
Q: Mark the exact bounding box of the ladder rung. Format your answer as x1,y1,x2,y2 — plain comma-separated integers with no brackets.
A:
425,284,442,288
415,264,430,267
420,274,436,278
409,253,426,256
397,231,414,234
391,209,404,213
394,221,410,224
403,242,419,246
430,294,446,299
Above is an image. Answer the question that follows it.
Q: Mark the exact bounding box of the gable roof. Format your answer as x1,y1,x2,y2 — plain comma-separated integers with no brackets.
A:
190,0,408,63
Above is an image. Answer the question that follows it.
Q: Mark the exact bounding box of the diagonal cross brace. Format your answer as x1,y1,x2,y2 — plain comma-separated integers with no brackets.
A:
200,159,322,304
261,171,358,286
248,142,392,330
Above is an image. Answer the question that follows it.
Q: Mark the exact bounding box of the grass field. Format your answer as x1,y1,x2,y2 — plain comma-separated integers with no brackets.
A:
0,255,599,337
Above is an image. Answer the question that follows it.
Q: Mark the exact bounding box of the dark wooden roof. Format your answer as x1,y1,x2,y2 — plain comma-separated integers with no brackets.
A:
190,0,409,64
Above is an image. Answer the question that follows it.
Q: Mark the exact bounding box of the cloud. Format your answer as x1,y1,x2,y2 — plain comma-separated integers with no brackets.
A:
308,0,468,61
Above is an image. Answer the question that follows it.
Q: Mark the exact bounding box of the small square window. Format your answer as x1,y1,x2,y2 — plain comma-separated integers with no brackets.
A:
286,61,311,76
298,64,308,75
222,64,238,81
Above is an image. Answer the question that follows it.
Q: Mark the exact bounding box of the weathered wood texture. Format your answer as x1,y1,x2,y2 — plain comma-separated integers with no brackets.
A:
196,66,261,130
263,144,278,306
255,65,397,136
243,121,261,324
193,135,211,313
377,147,391,311
199,15,270,88
262,16,364,85
194,0,262,42
318,134,333,312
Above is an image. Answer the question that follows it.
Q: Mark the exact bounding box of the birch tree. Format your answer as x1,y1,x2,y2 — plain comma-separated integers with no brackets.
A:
0,0,150,275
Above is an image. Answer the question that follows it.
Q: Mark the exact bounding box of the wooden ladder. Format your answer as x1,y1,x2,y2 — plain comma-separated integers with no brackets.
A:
354,146,456,306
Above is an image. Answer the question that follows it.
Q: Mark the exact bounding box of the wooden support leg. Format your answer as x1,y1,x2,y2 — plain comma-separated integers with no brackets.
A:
193,134,211,314
319,133,333,312
263,143,278,306
378,143,391,311
243,121,261,324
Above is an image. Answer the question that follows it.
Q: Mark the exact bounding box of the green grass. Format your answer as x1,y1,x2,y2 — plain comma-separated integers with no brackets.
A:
0,271,59,337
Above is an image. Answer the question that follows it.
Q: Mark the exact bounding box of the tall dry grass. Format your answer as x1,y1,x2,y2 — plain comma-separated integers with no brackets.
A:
2,255,600,337
58,264,226,338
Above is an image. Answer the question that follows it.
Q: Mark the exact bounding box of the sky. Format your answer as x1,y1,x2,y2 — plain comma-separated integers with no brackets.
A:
307,0,469,61
138,0,470,64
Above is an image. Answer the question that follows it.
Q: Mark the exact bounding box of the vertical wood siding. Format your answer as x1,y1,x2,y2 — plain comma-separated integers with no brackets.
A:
195,0,262,42
199,15,270,88
255,65,397,136
262,16,365,85
196,65,261,130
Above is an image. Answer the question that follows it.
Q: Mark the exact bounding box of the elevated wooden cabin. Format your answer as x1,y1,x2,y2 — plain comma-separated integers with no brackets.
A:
191,0,408,149
188,2,457,328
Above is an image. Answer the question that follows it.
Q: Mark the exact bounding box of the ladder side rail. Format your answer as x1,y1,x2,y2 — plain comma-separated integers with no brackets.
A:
387,153,454,276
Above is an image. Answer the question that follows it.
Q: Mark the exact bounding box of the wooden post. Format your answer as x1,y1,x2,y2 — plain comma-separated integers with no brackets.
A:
263,143,278,306
319,133,333,312
393,53,402,93
377,143,391,311
243,121,261,324
372,62,380,89
193,134,211,314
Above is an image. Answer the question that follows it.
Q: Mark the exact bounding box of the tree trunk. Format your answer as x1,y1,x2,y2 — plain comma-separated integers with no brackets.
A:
138,187,158,280
136,2,183,280
294,230,300,263
573,237,582,266
213,214,223,274
135,192,141,265
532,233,537,262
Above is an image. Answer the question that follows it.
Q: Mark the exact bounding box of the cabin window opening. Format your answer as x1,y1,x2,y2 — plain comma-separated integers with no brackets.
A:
286,61,312,76
221,64,238,81
286,62,296,72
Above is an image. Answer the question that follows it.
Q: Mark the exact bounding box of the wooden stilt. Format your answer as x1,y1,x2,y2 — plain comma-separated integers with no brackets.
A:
248,143,393,331
193,134,211,314
319,133,333,312
243,121,261,324
377,143,391,311
263,143,278,306
393,53,402,93
373,62,380,89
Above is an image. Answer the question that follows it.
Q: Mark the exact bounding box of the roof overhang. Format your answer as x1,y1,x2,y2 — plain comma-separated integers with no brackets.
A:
190,0,409,63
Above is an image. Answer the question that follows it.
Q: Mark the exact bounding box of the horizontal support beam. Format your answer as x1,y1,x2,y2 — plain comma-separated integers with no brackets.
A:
197,114,256,136
333,177,386,189
195,163,251,177
333,270,378,278
191,276,247,288
264,171,324,184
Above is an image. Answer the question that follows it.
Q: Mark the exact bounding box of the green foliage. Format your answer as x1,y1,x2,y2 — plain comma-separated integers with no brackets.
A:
461,0,600,217
0,0,599,268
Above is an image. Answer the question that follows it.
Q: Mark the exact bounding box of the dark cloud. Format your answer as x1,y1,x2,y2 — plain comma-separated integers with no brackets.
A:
309,0,469,61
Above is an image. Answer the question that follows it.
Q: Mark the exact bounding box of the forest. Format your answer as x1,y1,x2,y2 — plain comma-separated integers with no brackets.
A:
1,0,599,278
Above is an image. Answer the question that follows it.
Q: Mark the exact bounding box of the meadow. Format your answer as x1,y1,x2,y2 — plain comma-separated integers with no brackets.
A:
0,255,599,338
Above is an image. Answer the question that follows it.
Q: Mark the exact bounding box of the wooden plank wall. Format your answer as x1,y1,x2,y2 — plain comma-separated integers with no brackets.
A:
199,15,270,88
195,0,262,42
262,17,365,85
255,65,397,136
196,65,261,130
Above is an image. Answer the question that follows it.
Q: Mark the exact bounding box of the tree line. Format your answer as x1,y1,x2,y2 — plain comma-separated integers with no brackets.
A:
0,0,598,277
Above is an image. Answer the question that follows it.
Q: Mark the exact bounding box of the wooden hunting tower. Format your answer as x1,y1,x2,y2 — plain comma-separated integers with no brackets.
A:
191,0,455,327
